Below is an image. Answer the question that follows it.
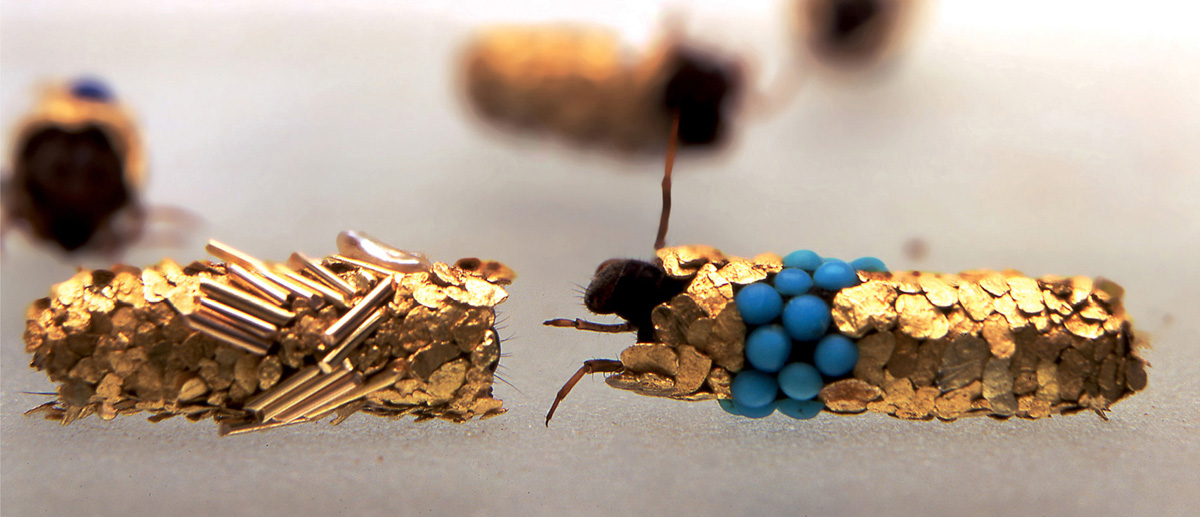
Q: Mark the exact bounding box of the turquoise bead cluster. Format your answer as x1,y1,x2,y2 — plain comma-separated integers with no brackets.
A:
721,250,887,419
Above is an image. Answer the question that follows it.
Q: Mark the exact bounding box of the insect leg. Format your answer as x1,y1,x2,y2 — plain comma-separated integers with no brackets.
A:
542,318,636,333
545,358,625,426
654,110,681,251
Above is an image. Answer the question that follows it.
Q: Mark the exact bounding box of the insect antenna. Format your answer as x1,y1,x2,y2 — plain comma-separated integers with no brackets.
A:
654,109,681,251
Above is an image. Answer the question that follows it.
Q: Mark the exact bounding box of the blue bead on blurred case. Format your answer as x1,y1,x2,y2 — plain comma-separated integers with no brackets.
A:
813,259,859,290
850,256,888,273
731,370,778,408
782,249,822,271
773,268,813,296
734,400,777,418
745,325,792,373
70,77,113,102
781,295,830,341
778,362,823,400
777,399,824,419
813,334,859,377
735,282,783,325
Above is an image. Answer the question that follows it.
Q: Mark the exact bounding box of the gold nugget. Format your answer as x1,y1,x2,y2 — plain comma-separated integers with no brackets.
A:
22,231,513,434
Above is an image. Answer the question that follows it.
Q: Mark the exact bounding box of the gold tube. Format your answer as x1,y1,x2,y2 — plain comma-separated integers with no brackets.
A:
322,275,395,347
258,266,316,305
276,374,362,423
219,418,308,437
186,312,270,356
319,307,387,374
243,366,320,412
205,239,263,270
198,297,276,340
270,262,349,309
289,252,356,296
306,360,407,419
227,263,289,306
199,278,295,326
261,368,352,422
328,254,398,278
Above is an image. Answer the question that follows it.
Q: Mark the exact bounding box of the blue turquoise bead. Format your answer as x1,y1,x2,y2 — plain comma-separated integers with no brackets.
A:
70,78,113,102
778,362,823,400
782,250,822,271
781,295,830,341
735,282,783,325
734,400,777,418
813,259,859,290
813,334,859,377
850,256,888,272
745,325,792,373
777,399,824,419
731,370,778,408
718,398,740,415
773,268,813,296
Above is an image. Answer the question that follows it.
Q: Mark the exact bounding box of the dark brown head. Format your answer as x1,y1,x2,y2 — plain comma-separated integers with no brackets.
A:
10,125,131,251
585,258,688,341
658,47,742,147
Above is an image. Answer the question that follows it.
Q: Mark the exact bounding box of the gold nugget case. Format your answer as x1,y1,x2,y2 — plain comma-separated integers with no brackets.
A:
549,245,1147,422
22,232,514,435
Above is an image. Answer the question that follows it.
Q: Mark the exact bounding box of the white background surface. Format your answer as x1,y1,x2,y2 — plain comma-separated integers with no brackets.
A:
2,1,1198,515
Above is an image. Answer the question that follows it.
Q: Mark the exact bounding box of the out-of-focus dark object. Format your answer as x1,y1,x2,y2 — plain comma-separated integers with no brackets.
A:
2,78,147,253
461,26,743,154
795,0,925,71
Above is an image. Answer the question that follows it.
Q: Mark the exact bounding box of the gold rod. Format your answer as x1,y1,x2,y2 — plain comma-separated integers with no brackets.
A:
328,254,398,278
199,278,295,326
261,368,351,422
277,374,362,423
319,307,387,374
228,263,289,306
198,297,277,340
186,313,270,356
243,366,320,412
322,275,395,347
270,262,348,309
290,252,356,296
306,360,407,419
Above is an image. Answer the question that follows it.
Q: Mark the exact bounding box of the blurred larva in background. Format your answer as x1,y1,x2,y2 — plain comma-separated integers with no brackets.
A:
794,0,927,73
460,24,744,155
2,78,196,257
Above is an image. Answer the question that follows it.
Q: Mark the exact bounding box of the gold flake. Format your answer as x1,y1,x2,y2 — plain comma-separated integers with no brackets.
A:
982,314,1015,359
992,294,1028,329
656,245,726,278
919,275,957,308
1064,313,1105,339
619,344,678,377
1042,289,1073,316
1006,276,1044,314
853,331,895,386
895,293,948,340
1078,300,1109,322
832,280,898,338
672,345,711,395
1069,276,1093,306
819,379,882,413
686,263,734,317
979,272,1009,297
716,258,768,285
957,281,994,322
